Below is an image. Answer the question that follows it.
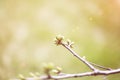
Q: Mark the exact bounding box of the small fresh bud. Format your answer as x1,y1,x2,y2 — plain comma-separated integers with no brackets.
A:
47,63,54,70
56,35,64,41
35,72,40,76
54,35,64,46
29,72,36,77
83,56,86,59
66,39,70,45
52,69,59,74
52,66,62,74
18,74,25,80
56,66,62,72
43,63,54,74
66,39,74,48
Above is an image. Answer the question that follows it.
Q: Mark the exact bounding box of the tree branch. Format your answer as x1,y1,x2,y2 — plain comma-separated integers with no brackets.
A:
14,69,120,80
61,42,111,70
14,35,120,80
61,43,97,71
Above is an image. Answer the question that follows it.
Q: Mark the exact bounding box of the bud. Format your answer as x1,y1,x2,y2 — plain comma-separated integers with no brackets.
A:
52,69,59,74
56,66,62,72
66,39,74,48
18,74,25,80
56,35,64,41
29,72,36,77
43,63,54,74
83,56,86,59
35,72,40,76
54,35,64,46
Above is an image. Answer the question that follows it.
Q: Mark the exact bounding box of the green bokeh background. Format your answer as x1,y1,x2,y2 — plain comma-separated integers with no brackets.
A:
0,0,120,80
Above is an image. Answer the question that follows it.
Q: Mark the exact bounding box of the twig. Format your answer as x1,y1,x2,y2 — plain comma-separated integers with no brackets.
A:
89,62,112,70
54,35,111,70
13,68,120,80
61,42,111,70
61,43,97,71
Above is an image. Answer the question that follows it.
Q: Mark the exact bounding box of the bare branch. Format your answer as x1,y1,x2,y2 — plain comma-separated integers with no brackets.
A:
54,35,111,71
89,62,112,70
13,69,120,80
61,43,97,71
61,41,111,70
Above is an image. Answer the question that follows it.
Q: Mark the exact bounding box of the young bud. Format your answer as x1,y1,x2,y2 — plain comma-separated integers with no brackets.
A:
35,72,40,76
56,35,64,41
52,69,59,74
18,74,25,80
54,35,64,46
43,63,54,74
56,66,62,72
29,72,36,77
66,39,74,48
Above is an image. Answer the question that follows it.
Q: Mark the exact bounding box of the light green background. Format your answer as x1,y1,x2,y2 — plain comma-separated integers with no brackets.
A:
0,0,120,80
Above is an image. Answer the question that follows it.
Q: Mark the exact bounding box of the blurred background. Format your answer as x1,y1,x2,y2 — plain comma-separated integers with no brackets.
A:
0,0,120,80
